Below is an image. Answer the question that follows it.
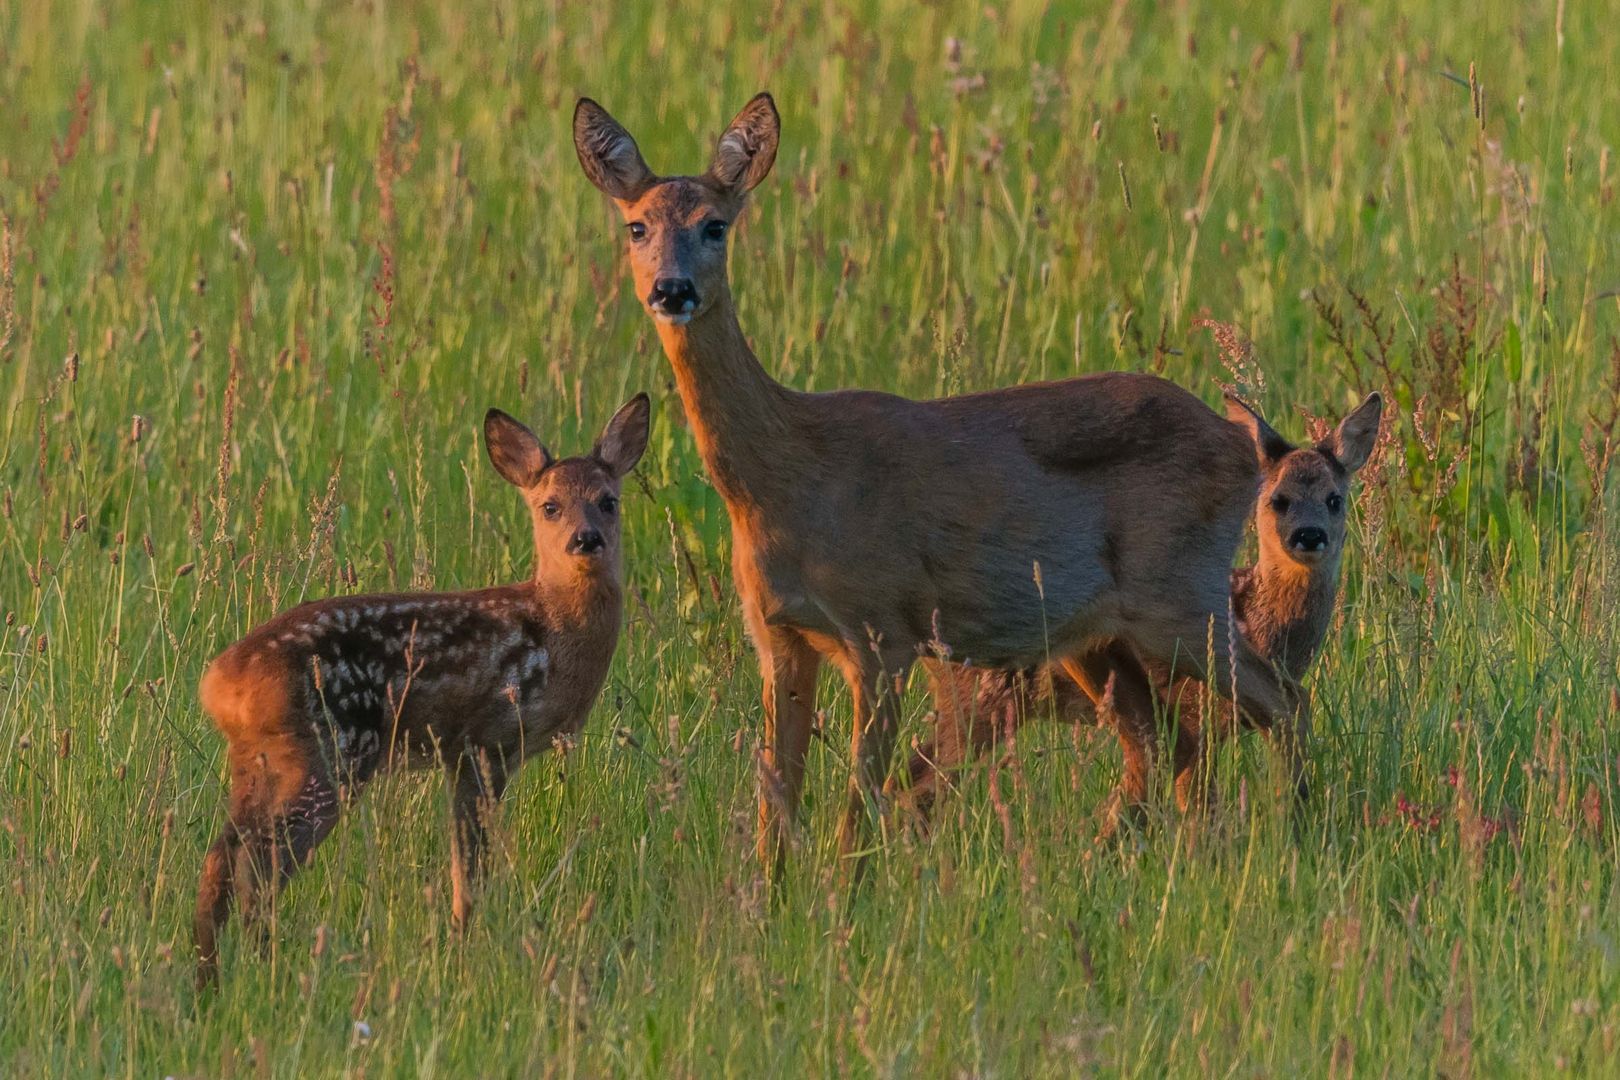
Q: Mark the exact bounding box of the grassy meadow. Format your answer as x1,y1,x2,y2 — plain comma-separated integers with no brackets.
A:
3,0,1620,1074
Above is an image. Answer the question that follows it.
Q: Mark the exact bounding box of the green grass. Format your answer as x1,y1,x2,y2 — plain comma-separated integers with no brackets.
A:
3,0,1619,1074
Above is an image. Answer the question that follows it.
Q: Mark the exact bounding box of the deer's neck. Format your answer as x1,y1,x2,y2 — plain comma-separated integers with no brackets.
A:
655,293,794,505
529,562,623,635
1240,550,1341,681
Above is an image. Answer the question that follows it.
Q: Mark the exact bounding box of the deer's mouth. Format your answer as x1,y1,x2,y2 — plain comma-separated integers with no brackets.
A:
653,310,693,326
1285,539,1333,565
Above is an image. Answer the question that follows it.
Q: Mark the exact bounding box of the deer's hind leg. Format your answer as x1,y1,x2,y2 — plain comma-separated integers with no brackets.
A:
194,815,244,988
833,641,914,880
231,738,343,948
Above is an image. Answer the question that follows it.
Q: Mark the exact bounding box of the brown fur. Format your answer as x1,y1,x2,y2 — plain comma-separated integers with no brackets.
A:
192,397,650,987
576,94,1305,877
903,393,1383,824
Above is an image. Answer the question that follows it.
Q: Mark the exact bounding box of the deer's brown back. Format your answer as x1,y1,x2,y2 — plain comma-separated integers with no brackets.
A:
725,371,1257,667
200,585,605,774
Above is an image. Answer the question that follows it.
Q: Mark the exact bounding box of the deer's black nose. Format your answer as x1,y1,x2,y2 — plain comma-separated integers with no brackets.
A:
648,278,699,316
1289,527,1329,553
568,528,605,556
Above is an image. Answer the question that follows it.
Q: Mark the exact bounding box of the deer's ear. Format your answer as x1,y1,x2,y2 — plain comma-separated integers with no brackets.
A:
1323,391,1383,473
594,393,651,478
707,93,779,194
574,98,656,202
484,409,553,489
1224,394,1293,467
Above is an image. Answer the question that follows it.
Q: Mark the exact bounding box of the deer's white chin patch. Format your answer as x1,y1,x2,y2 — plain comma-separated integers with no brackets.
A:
653,311,693,326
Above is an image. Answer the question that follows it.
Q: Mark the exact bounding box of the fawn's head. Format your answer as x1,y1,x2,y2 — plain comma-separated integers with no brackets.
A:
484,395,651,583
574,93,779,326
1225,392,1382,571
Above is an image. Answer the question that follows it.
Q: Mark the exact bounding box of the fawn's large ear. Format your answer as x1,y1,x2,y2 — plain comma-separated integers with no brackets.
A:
593,393,651,478
707,93,779,194
484,409,553,489
1322,391,1383,473
1224,394,1293,467
574,98,657,202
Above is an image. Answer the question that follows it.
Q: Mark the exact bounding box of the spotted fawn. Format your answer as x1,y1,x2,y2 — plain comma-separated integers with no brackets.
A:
193,395,650,986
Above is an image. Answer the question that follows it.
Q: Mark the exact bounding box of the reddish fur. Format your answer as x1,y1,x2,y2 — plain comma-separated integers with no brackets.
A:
576,94,1306,877
902,393,1382,826
192,398,648,987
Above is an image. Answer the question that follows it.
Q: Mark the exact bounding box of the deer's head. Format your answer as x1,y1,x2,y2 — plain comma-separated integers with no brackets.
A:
1226,392,1382,571
484,395,650,583
573,94,778,326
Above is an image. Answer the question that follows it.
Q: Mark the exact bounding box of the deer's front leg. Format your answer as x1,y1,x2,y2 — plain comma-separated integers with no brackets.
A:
448,748,508,930
754,625,822,881
834,644,913,879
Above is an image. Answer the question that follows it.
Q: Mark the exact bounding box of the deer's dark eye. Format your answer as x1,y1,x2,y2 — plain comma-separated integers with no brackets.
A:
627,222,647,242
541,501,561,520
1270,494,1291,513
598,495,618,515
1326,493,1343,514
703,220,727,242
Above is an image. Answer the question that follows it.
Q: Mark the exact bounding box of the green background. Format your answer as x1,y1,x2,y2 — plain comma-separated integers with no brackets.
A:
2,0,1617,1074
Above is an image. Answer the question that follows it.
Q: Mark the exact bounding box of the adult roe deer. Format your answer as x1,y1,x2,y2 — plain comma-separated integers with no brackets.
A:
193,396,650,987
573,92,1303,877
903,392,1382,823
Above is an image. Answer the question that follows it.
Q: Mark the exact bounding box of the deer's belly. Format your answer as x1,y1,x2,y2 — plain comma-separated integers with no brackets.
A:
913,498,1112,663
923,579,1106,666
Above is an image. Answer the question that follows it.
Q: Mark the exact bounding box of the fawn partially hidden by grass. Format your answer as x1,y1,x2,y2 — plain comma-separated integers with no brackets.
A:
192,396,650,987
904,392,1383,826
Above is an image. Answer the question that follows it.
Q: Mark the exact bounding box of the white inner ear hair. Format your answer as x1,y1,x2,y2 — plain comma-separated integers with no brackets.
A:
586,127,641,182
715,132,754,182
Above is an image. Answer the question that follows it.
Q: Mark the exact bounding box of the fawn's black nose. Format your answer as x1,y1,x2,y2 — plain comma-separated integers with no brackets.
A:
568,528,605,556
1289,526,1329,553
648,278,699,318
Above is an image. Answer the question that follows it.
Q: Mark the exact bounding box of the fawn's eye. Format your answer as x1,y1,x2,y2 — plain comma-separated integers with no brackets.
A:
1270,494,1291,513
598,495,618,515
1326,493,1344,514
703,220,727,241
541,501,561,520
627,222,647,242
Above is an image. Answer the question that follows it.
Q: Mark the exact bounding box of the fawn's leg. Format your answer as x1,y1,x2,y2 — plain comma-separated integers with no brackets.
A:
196,740,277,986
194,818,244,989
893,664,1030,823
1133,613,1308,804
753,626,821,882
1170,712,1209,814
232,741,342,951
448,749,509,929
1168,679,1239,815
1253,675,1311,804
833,643,913,880
1061,646,1161,836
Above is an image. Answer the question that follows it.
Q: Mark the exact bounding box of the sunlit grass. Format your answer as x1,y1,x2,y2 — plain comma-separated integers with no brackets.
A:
1,0,1617,1074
